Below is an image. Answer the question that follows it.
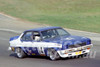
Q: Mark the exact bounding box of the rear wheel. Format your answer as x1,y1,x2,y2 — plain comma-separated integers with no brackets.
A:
48,49,60,61
15,48,26,58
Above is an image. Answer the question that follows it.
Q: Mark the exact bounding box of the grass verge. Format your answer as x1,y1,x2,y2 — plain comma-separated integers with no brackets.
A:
0,0,100,33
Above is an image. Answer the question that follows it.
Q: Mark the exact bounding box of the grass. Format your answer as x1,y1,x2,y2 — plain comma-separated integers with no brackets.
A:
0,0,100,33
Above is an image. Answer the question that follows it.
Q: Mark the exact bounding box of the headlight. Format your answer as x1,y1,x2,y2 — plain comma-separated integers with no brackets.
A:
64,48,76,54
77,47,82,50
82,45,92,50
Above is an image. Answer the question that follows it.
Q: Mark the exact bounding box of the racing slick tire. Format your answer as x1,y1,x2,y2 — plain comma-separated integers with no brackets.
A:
48,49,60,61
16,48,26,58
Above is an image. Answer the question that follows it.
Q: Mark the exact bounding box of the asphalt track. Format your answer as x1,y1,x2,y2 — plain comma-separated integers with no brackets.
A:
0,13,100,67
0,31,100,67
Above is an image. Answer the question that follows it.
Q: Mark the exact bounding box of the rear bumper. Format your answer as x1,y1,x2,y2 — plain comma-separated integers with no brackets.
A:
57,44,93,58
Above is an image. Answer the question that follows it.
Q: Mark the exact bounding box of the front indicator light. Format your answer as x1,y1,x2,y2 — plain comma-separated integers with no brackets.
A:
64,49,73,54
87,48,90,50
64,53,68,54
11,47,15,51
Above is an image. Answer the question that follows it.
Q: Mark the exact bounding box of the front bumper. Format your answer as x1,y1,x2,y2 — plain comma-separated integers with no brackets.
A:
8,47,12,51
8,47,15,51
57,44,93,58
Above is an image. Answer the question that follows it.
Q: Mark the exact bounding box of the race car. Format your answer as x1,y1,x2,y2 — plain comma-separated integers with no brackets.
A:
8,26,93,60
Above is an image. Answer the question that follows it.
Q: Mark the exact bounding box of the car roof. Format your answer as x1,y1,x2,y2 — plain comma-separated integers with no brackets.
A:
24,26,62,32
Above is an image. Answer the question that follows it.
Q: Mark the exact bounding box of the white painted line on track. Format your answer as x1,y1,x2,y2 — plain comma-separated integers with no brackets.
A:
90,37,100,41
0,28,21,34
0,28,100,41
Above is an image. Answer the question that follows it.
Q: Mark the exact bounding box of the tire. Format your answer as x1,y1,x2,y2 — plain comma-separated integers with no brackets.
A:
48,49,60,61
15,48,26,58
83,53,89,57
80,53,88,58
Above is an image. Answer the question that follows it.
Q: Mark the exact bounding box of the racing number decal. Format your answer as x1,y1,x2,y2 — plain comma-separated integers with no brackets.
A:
38,47,45,54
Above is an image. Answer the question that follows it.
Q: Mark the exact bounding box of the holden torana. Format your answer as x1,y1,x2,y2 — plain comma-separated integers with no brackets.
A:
8,27,93,60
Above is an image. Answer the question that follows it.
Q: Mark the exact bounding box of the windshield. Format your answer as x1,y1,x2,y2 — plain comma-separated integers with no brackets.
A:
41,28,70,39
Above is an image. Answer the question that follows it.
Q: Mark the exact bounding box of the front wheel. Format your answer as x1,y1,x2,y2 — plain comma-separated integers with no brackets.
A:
48,49,60,61
15,48,26,58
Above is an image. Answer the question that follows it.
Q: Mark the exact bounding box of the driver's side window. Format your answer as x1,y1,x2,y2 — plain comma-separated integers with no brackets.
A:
21,31,33,41
33,31,41,41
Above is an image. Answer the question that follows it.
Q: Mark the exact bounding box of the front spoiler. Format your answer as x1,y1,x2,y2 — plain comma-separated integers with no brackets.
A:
57,44,93,58
8,47,15,51
8,47,12,51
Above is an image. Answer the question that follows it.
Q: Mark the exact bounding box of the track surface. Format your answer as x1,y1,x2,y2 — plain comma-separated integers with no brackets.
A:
0,13,100,67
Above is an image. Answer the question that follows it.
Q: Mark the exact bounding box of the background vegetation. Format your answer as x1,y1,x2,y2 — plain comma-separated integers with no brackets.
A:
0,0,100,33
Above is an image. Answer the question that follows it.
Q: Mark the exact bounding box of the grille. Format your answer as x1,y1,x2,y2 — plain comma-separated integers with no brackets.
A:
68,42,86,48
78,42,86,46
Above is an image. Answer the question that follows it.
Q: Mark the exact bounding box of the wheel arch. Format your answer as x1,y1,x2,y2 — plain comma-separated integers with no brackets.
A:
14,47,26,54
46,47,60,56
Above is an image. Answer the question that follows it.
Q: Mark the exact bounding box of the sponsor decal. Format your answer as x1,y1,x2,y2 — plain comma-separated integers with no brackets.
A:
32,53,36,55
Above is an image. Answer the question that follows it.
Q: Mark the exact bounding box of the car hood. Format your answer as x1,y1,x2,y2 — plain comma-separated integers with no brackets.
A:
43,35,91,45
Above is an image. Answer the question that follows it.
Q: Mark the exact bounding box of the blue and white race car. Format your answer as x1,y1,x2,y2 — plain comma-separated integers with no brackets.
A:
8,27,93,60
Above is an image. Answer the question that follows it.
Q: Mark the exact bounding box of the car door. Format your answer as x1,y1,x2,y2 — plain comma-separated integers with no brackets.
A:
21,31,37,55
32,31,45,55
21,31,45,56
